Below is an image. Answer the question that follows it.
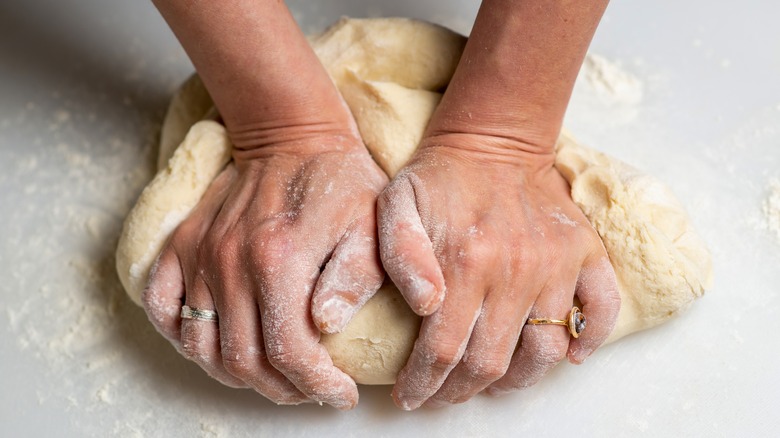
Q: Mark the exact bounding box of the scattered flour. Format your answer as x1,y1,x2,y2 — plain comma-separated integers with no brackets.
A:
764,178,780,242
580,53,644,106
0,12,741,436
567,52,646,131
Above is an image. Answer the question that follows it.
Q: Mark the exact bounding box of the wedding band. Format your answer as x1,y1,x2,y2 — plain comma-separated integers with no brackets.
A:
180,305,218,322
526,306,586,338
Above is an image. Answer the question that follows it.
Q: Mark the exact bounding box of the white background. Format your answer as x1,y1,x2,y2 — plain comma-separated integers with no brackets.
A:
0,1,778,436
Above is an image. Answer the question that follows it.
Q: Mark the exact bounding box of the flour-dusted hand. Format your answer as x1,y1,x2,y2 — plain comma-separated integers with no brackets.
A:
143,0,387,408
378,0,619,409
145,138,386,408
379,137,620,409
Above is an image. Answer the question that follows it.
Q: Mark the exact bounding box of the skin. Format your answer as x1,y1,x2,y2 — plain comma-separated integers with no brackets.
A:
146,0,387,409
379,0,621,410
145,0,621,410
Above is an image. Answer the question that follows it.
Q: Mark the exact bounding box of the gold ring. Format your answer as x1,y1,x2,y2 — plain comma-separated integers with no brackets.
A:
526,306,586,338
180,305,218,322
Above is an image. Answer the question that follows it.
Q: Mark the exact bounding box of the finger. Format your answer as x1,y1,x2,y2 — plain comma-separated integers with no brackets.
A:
256,252,359,410
426,285,525,407
486,282,574,396
198,181,311,405
168,162,243,387
180,276,247,388
213,285,309,404
391,269,484,411
378,176,445,316
567,254,621,364
142,246,185,347
311,216,384,334
141,164,233,347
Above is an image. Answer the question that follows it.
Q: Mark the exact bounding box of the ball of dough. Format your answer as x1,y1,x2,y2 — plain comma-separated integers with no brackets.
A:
116,17,712,385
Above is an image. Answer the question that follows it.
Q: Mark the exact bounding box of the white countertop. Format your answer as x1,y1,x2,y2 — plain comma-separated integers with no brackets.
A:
1,1,778,436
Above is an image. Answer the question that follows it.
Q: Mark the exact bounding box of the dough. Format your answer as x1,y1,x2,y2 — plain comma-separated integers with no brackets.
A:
116,18,712,385
116,120,231,307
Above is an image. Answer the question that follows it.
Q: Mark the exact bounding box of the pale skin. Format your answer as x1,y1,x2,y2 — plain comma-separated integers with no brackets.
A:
145,0,621,410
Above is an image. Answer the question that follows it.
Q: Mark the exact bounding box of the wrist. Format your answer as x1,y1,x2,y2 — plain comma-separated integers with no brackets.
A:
228,117,360,150
425,0,607,153
418,131,556,174
231,130,366,162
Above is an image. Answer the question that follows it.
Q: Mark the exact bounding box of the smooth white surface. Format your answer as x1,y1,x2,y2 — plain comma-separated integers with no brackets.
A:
0,1,778,436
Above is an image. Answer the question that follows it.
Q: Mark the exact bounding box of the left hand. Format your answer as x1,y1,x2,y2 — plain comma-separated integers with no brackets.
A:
377,133,621,410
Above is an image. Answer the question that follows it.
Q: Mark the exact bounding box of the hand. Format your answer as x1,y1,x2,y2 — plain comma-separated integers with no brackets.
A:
143,133,388,409
147,0,391,409
377,135,620,410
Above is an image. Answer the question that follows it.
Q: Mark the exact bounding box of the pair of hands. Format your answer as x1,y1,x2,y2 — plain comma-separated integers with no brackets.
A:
144,0,619,411
142,88,620,411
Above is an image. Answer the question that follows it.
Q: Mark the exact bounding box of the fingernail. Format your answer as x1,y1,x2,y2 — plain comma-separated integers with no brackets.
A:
410,277,443,315
569,347,591,365
276,397,313,406
485,386,509,398
317,296,355,334
425,398,450,409
395,395,424,411
319,385,358,411
398,399,414,411
330,398,356,411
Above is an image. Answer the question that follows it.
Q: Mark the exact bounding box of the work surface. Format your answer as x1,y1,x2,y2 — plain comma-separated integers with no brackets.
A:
1,1,778,436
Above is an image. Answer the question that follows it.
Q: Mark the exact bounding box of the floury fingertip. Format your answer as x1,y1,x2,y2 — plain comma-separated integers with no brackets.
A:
315,295,356,334
407,276,445,316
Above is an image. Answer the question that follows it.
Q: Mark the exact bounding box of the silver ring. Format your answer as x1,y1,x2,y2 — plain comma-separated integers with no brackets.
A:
180,305,218,322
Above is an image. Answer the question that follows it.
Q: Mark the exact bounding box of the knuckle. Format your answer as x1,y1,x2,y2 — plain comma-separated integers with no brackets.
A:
463,357,510,382
251,225,298,271
222,353,255,379
421,342,463,371
525,333,568,368
458,232,499,271
512,244,541,273
207,231,241,272
180,332,210,363
266,348,300,372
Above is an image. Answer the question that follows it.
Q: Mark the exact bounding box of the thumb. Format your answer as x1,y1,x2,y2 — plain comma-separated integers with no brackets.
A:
311,216,385,334
377,176,445,316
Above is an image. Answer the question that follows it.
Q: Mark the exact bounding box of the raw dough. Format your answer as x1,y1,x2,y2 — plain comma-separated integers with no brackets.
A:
116,18,712,385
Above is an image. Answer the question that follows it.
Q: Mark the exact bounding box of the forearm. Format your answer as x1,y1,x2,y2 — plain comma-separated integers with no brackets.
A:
427,0,609,155
152,0,354,150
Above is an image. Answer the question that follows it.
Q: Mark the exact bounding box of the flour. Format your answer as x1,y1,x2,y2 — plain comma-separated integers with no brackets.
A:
763,178,780,242
579,53,644,106
0,12,714,435
0,31,196,433
567,53,645,130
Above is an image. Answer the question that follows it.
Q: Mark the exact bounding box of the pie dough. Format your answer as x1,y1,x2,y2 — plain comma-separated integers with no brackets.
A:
116,18,712,385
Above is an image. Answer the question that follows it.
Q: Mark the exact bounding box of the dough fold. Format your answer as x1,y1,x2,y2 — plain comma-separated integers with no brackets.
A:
116,18,712,385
